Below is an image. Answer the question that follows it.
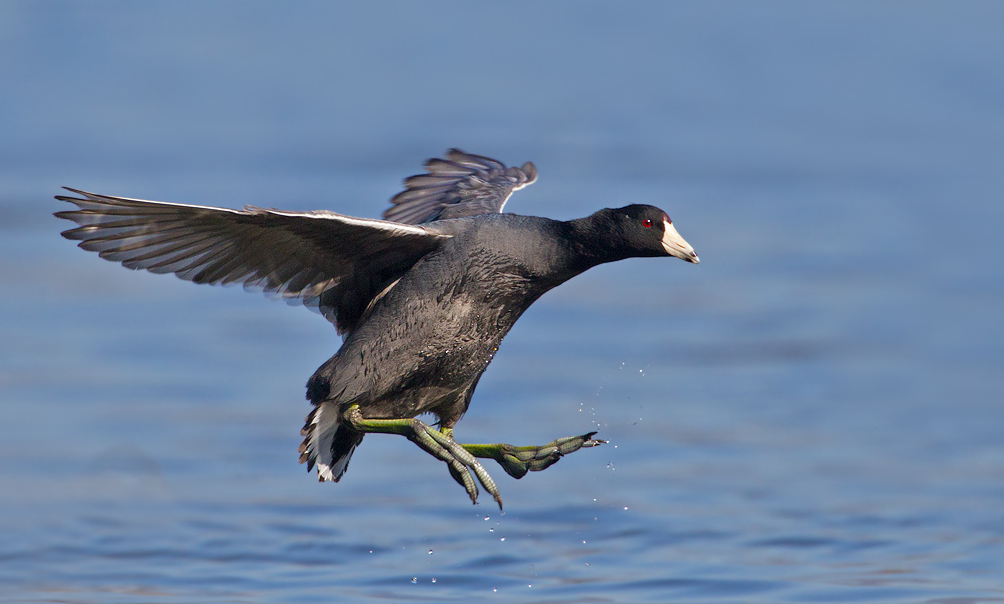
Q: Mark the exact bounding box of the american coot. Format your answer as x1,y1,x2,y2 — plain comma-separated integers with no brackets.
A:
56,149,699,509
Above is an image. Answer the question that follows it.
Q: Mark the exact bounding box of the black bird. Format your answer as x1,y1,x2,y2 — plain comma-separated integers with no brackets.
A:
55,149,699,509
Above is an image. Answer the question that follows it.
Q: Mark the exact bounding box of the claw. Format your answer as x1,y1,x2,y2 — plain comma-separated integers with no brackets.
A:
466,432,607,479
446,460,478,504
410,420,492,506
433,428,503,509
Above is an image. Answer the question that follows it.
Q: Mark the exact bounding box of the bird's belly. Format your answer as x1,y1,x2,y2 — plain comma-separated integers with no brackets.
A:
322,291,511,414
316,255,546,421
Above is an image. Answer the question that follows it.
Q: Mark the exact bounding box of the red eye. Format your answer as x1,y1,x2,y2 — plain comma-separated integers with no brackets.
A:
642,218,653,228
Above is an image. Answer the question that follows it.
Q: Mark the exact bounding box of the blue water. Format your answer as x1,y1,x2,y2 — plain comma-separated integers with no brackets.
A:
2,2,1003,602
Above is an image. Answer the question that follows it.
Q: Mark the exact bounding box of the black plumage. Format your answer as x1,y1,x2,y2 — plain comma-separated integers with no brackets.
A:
55,149,699,507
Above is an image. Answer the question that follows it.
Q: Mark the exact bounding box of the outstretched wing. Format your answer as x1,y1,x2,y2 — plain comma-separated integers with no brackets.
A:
382,149,537,224
55,188,451,335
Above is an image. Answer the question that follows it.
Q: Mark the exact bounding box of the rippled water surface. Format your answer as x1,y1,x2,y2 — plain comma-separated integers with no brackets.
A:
2,2,1003,602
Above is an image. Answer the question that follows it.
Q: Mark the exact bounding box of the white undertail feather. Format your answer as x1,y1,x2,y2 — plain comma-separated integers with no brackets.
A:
299,403,356,482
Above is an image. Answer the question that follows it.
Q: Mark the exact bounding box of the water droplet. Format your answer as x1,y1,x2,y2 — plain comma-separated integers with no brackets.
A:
623,506,629,511
411,577,417,584
500,537,505,541
582,540,587,544
431,578,437,583
484,516,490,521
493,587,497,592
428,549,433,555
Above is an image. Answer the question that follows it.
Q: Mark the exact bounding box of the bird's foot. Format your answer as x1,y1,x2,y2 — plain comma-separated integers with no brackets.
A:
342,406,503,510
462,432,606,479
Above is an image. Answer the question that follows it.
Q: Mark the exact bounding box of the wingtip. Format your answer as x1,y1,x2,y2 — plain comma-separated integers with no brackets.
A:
55,187,101,205
56,187,78,202
521,162,538,183
60,186,90,196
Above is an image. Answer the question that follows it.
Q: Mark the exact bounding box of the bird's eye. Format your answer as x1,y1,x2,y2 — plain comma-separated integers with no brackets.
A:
642,219,653,228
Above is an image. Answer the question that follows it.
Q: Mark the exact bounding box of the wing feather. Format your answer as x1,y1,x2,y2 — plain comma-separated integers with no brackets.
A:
382,149,537,224
56,189,450,334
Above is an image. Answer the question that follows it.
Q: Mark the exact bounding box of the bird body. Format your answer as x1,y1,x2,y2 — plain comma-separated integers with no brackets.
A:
56,149,699,507
304,214,595,480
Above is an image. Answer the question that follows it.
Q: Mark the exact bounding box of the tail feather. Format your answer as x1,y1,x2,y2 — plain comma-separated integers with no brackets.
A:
299,403,363,482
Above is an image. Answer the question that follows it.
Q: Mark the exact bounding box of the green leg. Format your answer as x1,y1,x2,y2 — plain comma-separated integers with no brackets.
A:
462,432,606,479
342,405,503,510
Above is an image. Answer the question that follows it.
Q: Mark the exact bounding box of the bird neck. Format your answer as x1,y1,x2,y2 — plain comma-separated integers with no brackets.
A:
562,213,633,272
